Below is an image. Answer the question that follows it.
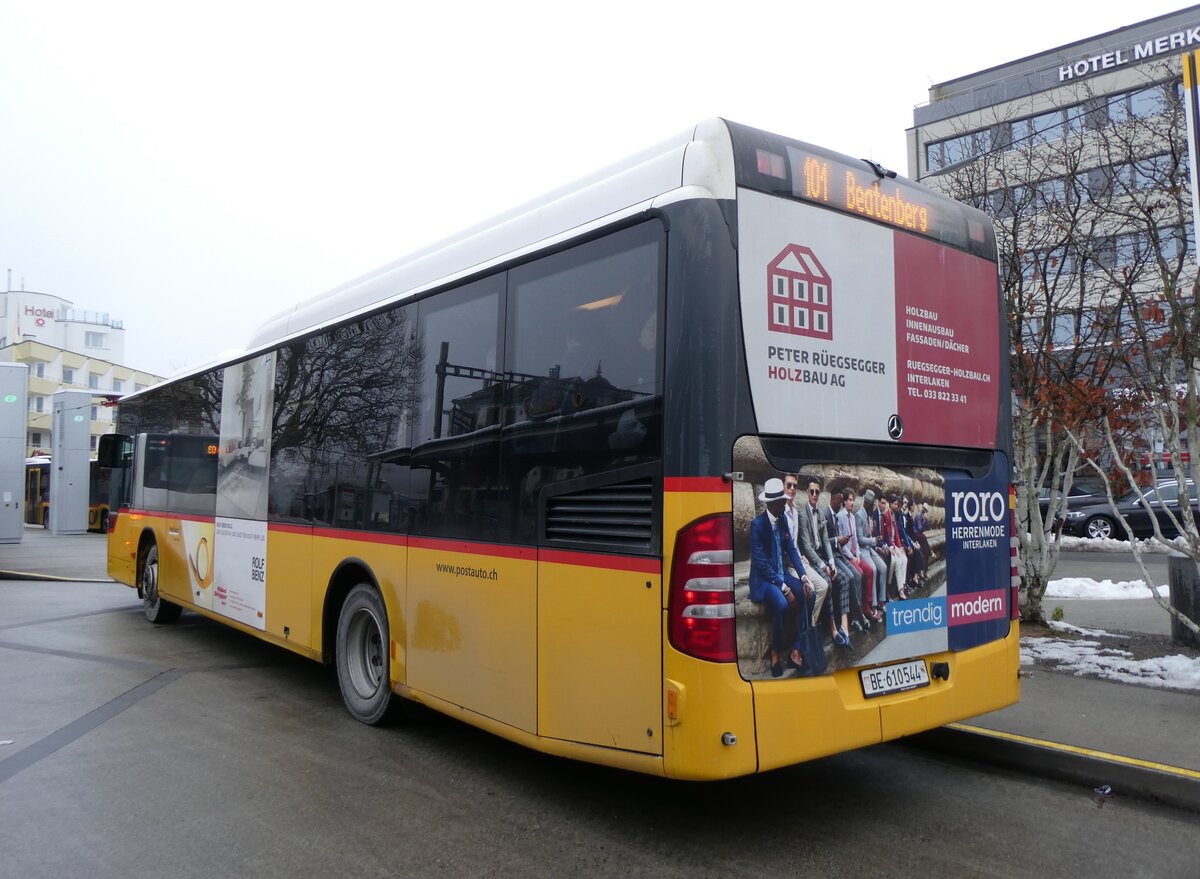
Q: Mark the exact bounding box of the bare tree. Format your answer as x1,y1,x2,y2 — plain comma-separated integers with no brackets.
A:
929,60,1200,633
1053,65,1200,638
930,98,1118,623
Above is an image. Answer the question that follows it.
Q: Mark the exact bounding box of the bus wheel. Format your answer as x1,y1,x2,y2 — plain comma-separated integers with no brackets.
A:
141,544,182,625
336,584,394,725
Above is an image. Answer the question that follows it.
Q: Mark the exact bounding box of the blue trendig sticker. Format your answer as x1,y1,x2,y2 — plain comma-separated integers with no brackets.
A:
887,596,946,635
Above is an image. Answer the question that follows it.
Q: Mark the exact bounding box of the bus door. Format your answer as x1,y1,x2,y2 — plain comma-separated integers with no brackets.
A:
24,463,48,526
88,462,111,532
139,434,219,607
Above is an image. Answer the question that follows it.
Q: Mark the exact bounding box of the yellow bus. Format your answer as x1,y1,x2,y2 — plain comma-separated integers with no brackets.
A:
24,455,111,532
99,120,1018,779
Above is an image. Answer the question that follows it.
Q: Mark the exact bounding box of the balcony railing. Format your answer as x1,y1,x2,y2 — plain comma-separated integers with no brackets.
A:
59,308,124,329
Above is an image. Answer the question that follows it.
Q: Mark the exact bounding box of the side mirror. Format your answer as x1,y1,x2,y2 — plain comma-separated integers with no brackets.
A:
97,433,133,468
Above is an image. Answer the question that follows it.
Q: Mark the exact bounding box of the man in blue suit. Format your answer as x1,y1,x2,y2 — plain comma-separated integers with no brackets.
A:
749,477,815,677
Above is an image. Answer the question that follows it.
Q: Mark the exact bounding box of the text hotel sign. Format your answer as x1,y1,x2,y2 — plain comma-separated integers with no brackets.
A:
1059,24,1200,81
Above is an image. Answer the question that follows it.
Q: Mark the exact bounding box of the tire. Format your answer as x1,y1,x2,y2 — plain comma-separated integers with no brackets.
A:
1084,515,1116,540
141,544,182,624
335,584,394,725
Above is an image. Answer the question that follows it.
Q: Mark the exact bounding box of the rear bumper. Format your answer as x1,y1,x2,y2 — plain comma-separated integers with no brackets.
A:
752,621,1021,772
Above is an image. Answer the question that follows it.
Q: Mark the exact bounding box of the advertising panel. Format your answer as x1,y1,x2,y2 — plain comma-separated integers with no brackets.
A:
738,189,1000,448
181,518,216,611
210,352,275,631
731,437,1010,683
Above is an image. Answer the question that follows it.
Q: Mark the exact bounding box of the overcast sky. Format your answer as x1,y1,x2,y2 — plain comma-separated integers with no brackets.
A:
1,1,1194,378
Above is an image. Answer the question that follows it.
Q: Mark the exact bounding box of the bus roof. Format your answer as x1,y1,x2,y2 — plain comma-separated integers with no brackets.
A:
244,119,735,355
121,118,990,401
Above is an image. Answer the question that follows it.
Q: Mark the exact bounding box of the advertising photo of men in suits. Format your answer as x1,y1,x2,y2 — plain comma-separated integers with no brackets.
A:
748,478,818,677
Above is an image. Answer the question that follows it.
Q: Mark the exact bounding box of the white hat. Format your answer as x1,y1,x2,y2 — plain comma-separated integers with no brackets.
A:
758,477,787,503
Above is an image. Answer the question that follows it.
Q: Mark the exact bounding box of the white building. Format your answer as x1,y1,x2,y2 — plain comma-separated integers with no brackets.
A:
0,287,162,455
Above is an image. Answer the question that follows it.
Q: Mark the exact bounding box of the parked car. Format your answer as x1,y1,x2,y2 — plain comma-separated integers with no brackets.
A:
1062,480,1198,540
1036,484,1099,523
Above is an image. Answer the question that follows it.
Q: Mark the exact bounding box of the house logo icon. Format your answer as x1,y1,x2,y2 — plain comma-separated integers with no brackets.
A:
767,244,832,341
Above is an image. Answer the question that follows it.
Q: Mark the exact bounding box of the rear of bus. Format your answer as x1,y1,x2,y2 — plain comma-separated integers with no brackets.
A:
660,122,1017,779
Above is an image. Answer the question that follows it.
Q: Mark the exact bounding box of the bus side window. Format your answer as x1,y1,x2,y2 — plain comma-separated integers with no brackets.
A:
410,276,505,541
502,222,664,546
268,306,418,532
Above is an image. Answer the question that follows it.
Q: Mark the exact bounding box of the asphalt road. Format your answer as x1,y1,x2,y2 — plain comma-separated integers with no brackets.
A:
1053,548,1170,585
1,579,1197,879
1045,549,1174,635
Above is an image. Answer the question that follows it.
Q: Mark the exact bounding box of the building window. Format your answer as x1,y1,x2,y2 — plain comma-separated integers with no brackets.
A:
1035,177,1065,206
35,362,45,378
85,331,106,348
34,396,44,413
1086,165,1118,201
1009,107,1084,149
1132,153,1173,191
63,368,74,384
30,431,42,447
90,435,98,452
1013,112,1053,145
1108,83,1172,125
112,378,123,392
88,374,100,389
1129,85,1168,119
926,130,990,171
135,383,147,392
1050,313,1076,348
90,405,99,420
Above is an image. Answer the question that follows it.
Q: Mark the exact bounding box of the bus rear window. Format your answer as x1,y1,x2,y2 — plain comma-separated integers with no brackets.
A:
144,435,219,494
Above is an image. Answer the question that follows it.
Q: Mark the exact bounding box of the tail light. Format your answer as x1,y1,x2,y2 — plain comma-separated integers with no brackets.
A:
108,509,119,534
668,514,736,662
1009,484,1020,620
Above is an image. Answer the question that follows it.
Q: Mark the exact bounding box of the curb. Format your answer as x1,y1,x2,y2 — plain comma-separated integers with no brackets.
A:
0,570,112,583
907,723,1200,813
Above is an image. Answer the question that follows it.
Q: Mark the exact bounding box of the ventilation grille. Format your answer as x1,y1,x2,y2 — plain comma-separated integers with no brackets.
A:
544,478,654,549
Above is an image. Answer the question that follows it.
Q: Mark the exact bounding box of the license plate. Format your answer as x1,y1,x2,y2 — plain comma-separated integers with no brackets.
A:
860,659,931,698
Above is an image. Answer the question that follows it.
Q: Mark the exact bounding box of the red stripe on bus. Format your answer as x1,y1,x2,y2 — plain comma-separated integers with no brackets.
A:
269,522,310,536
664,477,728,493
408,536,537,561
124,508,214,524
122,516,653,570
538,548,662,574
267,523,409,546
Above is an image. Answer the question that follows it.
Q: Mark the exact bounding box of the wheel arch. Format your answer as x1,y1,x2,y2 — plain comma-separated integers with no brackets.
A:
135,528,159,596
321,557,381,665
